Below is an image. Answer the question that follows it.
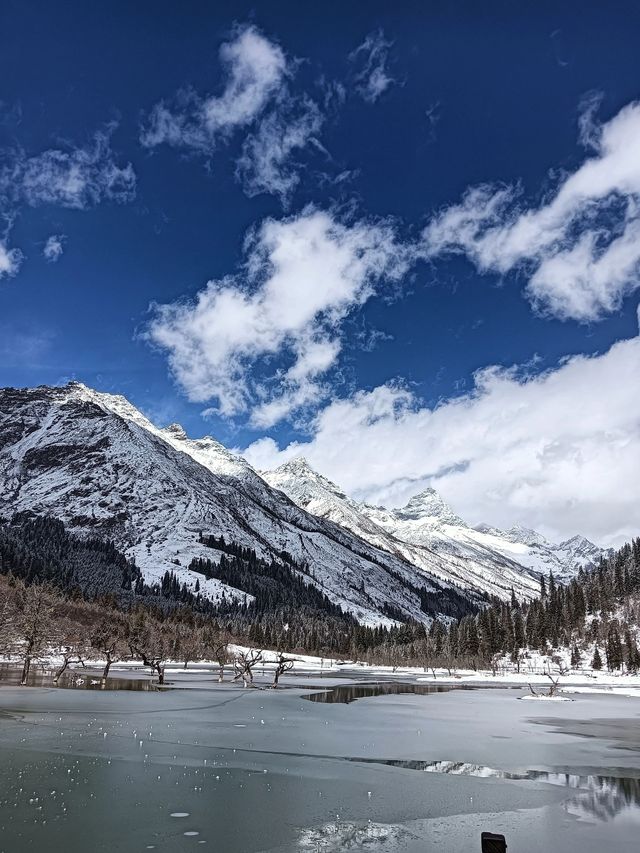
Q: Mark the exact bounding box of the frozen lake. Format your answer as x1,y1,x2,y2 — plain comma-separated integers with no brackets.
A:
1,669,640,851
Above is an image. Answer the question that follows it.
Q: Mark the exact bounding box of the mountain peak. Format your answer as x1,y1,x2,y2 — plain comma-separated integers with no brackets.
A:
267,457,350,503
162,422,188,441
275,455,315,474
395,487,465,527
507,525,549,547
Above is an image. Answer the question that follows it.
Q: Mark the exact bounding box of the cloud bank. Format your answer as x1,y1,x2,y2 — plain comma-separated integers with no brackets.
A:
244,319,640,546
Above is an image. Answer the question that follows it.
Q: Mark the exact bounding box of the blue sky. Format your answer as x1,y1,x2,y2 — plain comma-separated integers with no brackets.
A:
2,2,640,543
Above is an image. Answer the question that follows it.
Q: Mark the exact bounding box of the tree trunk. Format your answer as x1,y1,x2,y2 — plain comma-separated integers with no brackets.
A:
157,665,165,685
21,655,31,686
53,658,70,684
273,670,280,688
218,663,224,683
102,653,112,680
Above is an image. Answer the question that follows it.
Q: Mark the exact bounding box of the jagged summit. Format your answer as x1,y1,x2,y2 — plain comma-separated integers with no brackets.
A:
268,457,350,501
162,422,188,441
506,525,550,547
395,488,466,527
274,455,314,474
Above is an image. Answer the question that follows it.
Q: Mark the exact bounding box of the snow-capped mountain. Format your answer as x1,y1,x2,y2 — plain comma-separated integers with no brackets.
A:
472,524,608,583
263,458,608,599
0,382,476,626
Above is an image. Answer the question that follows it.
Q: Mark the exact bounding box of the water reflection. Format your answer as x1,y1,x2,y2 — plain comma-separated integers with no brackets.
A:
306,682,471,703
0,664,156,691
348,758,640,823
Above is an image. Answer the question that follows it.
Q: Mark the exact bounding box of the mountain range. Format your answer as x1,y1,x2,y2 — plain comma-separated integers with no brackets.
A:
264,459,606,598
0,382,608,625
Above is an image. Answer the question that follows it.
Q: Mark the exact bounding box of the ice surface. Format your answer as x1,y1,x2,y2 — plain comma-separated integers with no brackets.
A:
1,674,640,852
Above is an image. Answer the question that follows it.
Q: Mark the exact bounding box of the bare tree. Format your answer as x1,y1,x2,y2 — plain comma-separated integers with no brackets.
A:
90,617,127,681
232,649,263,688
214,642,230,682
271,652,295,688
202,627,230,681
53,620,89,684
174,625,203,670
15,584,58,685
127,614,171,685
527,674,561,698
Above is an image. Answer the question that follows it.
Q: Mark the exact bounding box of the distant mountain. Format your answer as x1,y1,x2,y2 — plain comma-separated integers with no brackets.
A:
471,524,609,583
0,382,477,626
263,458,608,599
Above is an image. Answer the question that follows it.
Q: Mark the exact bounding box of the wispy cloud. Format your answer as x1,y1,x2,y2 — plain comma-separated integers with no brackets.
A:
141,24,334,204
236,96,324,204
1,125,135,210
141,25,288,151
423,97,640,322
146,207,411,426
43,234,65,263
244,314,640,546
349,30,395,103
0,125,134,279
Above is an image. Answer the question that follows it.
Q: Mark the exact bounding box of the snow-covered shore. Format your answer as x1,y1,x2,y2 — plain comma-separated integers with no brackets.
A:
4,644,640,698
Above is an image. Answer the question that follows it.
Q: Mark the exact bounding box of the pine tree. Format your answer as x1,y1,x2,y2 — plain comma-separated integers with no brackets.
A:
605,624,623,671
591,647,603,670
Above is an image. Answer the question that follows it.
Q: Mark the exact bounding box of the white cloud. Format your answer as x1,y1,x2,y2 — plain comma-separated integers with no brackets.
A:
147,208,410,425
141,24,288,151
423,98,640,321
244,321,640,546
1,127,135,210
349,30,395,103
141,24,328,203
43,234,65,263
236,96,324,204
0,241,22,278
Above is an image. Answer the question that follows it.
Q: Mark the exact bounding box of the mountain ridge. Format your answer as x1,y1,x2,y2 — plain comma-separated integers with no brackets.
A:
263,456,608,598
0,382,477,626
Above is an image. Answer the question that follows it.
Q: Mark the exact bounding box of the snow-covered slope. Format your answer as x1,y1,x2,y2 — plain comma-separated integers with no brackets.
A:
0,382,475,626
263,458,607,600
471,524,608,583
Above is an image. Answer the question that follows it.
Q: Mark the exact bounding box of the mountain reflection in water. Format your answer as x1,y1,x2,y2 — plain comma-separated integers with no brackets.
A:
348,758,640,823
